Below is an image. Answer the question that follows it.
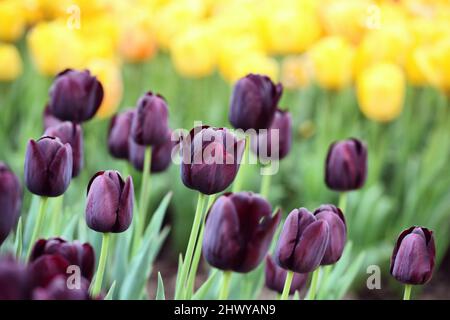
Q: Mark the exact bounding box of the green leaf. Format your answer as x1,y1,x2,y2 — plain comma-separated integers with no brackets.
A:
156,272,165,300
104,281,116,300
192,269,219,300
14,217,23,259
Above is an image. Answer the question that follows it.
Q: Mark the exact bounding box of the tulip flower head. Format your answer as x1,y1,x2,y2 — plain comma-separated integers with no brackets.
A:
43,104,62,130
229,74,283,131
0,43,23,82
44,122,84,177
85,170,134,233
129,133,174,173
32,275,90,300
390,226,435,285
203,192,281,272
108,109,135,160
265,256,308,295
28,254,71,289
313,205,346,265
180,126,245,195
0,162,22,246
24,136,73,197
275,208,330,273
0,255,29,300
48,69,104,123
325,138,367,192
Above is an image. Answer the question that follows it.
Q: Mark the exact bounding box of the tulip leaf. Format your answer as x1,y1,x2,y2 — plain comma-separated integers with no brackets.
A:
192,269,219,300
23,195,39,248
61,213,78,240
104,281,116,300
156,272,165,300
14,217,23,259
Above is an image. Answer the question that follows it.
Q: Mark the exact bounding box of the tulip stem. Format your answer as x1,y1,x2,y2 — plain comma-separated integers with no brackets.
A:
338,192,347,213
280,270,294,300
260,172,272,198
219,271,232,300
175,192,207,299
306,269,320,300
403,284,412,300
232,134,251,193
27,196,48,258
91,232,110,297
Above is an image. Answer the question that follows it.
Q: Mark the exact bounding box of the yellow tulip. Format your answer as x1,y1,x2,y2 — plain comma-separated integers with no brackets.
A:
0,0,26,42
0,43,22,81
88,59,123,119
281,55,312,89
309,36,355,90
357,63,405,122
221,52,279,84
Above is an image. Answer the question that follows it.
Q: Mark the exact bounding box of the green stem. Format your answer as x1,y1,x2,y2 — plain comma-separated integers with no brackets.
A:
27,196,48,258
175,193,206,299
260,172,272,198
232,134,251,193
306,269,320,300
338,192,347,213
403,284,412,300
90,233,110,297
218,271,232,300
280,270,294,300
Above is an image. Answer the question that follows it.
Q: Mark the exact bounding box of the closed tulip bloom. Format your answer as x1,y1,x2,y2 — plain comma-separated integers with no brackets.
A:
251,108,292,161
0,255,29,300
390,227,435,285
229,74,283,131
28,254,71,289
108,109,134,159
43,104,62,130
265,256,308,295
44,122,84,177
24,136,73,197
30,237,95,281
129,133,174,173
180,126,245,195
32,275,90,300
313,205,346,265
203,192,280,273
85,170,134,233
130,92,170,146
49,69,104,123
0,162,22,246
275,208,329,273
325,138,367,191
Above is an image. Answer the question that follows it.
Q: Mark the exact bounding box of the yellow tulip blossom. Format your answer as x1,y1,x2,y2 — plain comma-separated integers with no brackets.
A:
309,36,355,90
0,0,26,42
0,43,22,81
281,55,312,89
357,62,405,122
88,59,123,119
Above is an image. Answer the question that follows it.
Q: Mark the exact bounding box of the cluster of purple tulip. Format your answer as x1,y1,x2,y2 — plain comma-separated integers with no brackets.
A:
0,70,436,300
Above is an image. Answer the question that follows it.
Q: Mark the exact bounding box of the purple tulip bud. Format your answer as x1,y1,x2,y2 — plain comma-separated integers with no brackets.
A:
265,256,308,295
28,254,71,289
313,205,346,265
49,69,104,123
275,208,329,273
325,138,367,191
130,92,170,146
390,226,435,285
251,108,292,161
30,237,95,281
43,104,62,130
44,122,83,177
32,275,91,300
229,74,283,130
0,255,30,300
202,192,281,273
85,170,134,233
0,163,22,246
181,126,245,195
108,109,135,159
24,136,73,197
128,132,174,173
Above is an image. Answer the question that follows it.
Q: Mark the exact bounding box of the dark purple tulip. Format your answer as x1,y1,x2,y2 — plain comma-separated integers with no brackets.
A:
180,126,245,195
0,255,30,300
108,109,134,159
130,92,170,146
265,256,308,295
30,237,95,281
49,69,104,123
44,121,83,177
24,136,73,197
251,108,292,161
325,138,367,191
43,104,62,130
0,162,22,246
313,205,346,265
32,275,91,300
128,132,174,173
202,192,281,273
390,226,435,285
275,208,329,273
229,74,283,131
85,170,134,233
28,254,71,289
